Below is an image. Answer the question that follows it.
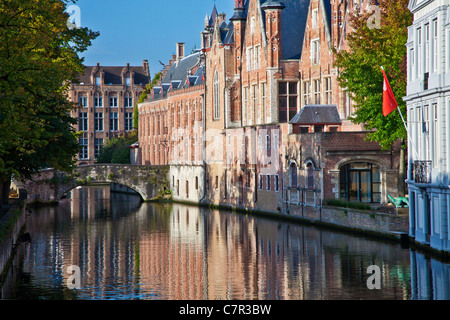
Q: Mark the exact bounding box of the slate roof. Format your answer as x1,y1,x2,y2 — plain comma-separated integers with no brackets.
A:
231,0,310,60
276,0,310,60
74,64,150,86
290,105,341,124
152,50,205,100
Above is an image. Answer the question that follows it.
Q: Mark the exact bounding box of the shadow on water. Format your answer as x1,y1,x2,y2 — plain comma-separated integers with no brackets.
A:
1,185,449,300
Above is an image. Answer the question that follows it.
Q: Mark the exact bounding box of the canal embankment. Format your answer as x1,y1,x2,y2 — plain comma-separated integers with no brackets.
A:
0,200,30,283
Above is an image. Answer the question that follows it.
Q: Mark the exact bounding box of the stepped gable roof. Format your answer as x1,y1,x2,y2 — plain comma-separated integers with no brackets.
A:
290,105,341,125
75,64,150,86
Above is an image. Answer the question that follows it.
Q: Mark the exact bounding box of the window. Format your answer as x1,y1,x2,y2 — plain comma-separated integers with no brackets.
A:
289,162,297,187
416,106,422,157
195,176,199,190
278,81,298,123
94,92,103,108
433,103,438,167
259,174,263,190
312,9,319,28
432,19,438,72
266,175,271,190
424,105,430,160
94,112,103,131
324,77,332,104
124,92,133,108
109,95,118,108
213,71,220,119
251,84,258,124
311,39,320,64
246,47,253,71
126,77,131,86
79,138,88,160
79,95,87,108
266,134,270,150
340,162,381,203
307,163,314,189
274,174,279,192
186,181,189,198
425,23,430,73
313,79,321,104
261,83,267,122
94,138,103,159
303,81,310,105
254,45,260,70
243,87,248,122
79,112,88,131
215,175,219,189
417,27,422,76
273,134,278,150
125,113,133,131
95,76,101,86
246,170,251,188
110,112,118,131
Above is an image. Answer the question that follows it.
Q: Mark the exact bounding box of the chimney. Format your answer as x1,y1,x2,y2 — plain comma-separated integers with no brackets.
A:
143,59,149,76
176,42,185,62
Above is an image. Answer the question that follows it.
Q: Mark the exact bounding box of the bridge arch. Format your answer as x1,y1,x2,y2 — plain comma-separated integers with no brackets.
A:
61,181,144,201
23,164,169,203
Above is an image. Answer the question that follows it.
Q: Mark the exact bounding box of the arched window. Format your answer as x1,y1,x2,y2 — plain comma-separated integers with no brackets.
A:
289,162,297,187
307,162,314,189
213,70,220,119
339,162,381,203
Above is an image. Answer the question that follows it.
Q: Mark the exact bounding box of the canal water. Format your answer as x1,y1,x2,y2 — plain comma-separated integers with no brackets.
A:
1,186,449,300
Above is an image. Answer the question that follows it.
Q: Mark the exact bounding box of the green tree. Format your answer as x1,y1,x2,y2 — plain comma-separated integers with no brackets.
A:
333,0,412,150
96,131,138,164
0,0,99,204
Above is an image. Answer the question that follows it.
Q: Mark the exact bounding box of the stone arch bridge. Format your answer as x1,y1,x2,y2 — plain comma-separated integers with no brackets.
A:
15,164,170,203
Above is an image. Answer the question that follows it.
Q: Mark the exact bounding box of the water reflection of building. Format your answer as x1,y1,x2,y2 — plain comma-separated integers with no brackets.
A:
8,190,449,300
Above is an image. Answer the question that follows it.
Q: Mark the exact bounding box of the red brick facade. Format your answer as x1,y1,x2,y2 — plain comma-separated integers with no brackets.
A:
70,62,150,164
137,0,401,208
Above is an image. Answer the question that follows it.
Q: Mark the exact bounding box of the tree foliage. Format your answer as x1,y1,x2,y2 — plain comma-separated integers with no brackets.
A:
333,0,412,150
0,0,98,202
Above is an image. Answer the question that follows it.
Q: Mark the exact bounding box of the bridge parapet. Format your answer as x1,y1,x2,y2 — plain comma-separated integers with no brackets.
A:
22,164,170,203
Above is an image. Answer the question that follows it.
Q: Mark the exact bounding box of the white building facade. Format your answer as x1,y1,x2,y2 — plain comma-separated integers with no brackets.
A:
405,0,450,253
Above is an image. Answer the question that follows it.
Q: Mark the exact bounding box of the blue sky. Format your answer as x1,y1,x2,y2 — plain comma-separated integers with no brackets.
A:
75,0,235,80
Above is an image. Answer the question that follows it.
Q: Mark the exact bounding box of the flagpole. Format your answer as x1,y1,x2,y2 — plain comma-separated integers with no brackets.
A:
380,66,420,160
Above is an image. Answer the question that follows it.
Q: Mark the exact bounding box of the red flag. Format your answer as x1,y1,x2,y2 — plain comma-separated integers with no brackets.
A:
382,68,397,116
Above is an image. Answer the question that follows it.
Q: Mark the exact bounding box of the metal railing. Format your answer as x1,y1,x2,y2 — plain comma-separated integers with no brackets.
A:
413,160,432,184
286,187,322,207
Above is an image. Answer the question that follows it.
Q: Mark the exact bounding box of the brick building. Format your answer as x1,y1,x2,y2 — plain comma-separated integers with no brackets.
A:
138,0,402,210
138,43,206,202
70,61,150,164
